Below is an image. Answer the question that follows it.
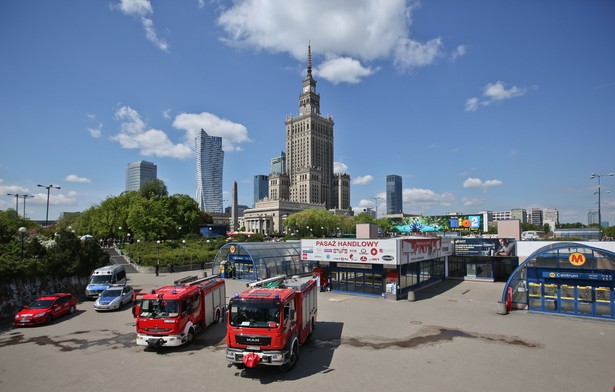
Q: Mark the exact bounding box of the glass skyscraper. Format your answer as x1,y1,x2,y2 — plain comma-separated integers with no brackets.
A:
125,160,157,192
386,174,403,215
196,129,224,213
254,174,269,206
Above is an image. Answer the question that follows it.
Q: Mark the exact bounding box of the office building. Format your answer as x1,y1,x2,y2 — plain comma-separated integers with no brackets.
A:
271,152,286,174
254,175,269,206
195,129,224,213
588,210,599,226
386,175,403,215
125,160,157,192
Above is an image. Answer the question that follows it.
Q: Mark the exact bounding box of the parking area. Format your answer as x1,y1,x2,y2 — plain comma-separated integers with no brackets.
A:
1,270,614,392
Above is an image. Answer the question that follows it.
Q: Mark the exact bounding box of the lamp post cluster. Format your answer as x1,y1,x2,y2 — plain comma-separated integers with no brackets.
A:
6,193,34,218
591,172,614,240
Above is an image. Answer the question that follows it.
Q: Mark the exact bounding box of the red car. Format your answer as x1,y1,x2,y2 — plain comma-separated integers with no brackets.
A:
14,293,77,327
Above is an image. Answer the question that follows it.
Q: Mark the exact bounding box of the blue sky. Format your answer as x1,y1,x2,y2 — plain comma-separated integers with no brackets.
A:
1,0,614,225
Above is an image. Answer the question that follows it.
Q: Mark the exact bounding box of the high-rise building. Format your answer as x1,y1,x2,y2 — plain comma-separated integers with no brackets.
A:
125,160,157,192
241,44,351,235
529,208,543,226
588,210,599,226
195,129,224,213
510,208,527,223
254,174,269,206
271,152,286,174
284,43,342,209
386,175,403,215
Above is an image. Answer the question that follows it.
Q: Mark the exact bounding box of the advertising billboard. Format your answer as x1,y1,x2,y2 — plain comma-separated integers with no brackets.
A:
387,214,485,234
453,238,517,257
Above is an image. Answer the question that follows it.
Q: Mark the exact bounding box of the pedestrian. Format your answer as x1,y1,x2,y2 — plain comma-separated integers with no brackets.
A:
170,263,174,273
155,262,159,277
200,260,205,271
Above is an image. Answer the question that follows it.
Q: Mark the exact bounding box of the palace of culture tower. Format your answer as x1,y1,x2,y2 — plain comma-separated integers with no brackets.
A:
241,44,351,235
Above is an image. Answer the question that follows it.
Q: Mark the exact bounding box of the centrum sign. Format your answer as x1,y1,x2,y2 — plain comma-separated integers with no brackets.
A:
302,239,397,265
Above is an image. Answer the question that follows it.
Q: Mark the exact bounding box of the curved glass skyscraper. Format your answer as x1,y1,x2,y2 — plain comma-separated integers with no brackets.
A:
196,129,224,213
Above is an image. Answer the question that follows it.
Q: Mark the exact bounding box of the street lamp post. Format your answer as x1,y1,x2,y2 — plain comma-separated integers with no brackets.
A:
590,172,614,240
18,226,27,260
37,184,61,227
157,240,161,264
136,239,140,263
20,195,34,218
6,193,19,215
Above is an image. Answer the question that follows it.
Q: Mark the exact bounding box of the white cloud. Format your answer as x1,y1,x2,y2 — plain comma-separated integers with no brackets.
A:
393,37,443,70
451,45,466,60
112,106,192,159
114,0,168,51
87,124,102,138
462,197,483,206
465,81,529,112
317,57,378,84
0,179,29,195
112,106,251,158
31,190,79,207
162,108,172,119
217,0,445,83
334,162,349,174
401,188,455,213
173,112,251,152
352,175,373,185
65,175,91,183
463,177,503,189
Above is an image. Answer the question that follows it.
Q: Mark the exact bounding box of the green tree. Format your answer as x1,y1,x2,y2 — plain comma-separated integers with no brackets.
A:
140,179,168,199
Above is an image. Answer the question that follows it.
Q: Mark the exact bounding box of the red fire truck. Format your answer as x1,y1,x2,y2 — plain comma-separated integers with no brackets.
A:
225,275,317,371
135,275,226,348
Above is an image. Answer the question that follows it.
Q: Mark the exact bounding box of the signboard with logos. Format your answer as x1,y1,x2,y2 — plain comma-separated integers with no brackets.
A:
401,238,446,262
301,239,398,265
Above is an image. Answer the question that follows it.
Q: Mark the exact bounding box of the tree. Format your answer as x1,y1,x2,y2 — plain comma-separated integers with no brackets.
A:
140,179,168,199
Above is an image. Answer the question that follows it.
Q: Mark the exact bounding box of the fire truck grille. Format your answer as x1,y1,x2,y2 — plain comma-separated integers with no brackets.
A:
236,335,272,346
143,328,172,333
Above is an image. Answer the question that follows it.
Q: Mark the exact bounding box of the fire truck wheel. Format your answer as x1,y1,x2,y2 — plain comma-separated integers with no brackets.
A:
280,341,298,372
186,328,195,344
214,309,221,324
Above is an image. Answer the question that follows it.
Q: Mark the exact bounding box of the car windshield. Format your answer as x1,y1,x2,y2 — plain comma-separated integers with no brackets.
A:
101,289,122,297
90,275,112,284
139,299,179,318
28,299,54,309
229,299,281,328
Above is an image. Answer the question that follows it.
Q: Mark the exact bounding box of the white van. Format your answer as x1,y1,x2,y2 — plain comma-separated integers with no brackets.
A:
85,265,127,299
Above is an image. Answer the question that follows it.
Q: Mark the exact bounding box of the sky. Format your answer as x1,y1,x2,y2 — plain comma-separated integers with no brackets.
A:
1,0,614,226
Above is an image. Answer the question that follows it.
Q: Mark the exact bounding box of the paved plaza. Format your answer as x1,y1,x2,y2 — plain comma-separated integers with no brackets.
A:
0,270,613,392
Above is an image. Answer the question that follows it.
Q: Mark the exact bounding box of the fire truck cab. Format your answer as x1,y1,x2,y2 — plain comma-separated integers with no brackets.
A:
135,275,225,348
225,275,317,371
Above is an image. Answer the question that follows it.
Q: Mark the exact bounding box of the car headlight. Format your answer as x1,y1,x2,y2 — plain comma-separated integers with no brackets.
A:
34,313,46,318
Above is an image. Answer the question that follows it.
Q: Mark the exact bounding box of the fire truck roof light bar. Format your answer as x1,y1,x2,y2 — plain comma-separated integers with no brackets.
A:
188,275,220,286
248,275,287,288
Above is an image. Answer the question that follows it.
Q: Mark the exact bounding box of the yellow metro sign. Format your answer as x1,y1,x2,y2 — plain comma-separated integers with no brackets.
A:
568,252,586,266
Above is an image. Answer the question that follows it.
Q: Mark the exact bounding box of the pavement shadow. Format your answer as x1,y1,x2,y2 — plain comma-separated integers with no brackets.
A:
413,279,464,301
231,321,344,383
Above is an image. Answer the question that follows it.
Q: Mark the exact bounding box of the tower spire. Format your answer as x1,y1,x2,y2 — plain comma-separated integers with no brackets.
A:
307,41,312,76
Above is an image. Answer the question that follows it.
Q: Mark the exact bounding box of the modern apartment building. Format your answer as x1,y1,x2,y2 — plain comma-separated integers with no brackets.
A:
195,129,224,213
125,160,157,192
386,175,403,215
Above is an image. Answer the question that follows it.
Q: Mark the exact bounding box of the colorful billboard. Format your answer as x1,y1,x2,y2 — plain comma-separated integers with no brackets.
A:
387,214,485,234
453,238,517,257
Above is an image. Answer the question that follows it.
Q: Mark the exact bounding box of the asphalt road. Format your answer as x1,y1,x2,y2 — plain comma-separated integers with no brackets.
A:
1,270,614,392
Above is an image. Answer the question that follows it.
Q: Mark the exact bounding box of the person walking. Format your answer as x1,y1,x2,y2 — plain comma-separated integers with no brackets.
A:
155,262,160,277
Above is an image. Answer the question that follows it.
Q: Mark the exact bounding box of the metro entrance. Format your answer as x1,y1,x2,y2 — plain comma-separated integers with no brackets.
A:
527,269,614,319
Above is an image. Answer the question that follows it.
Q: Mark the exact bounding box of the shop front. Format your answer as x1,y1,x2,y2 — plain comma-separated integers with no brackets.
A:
302,237,451,300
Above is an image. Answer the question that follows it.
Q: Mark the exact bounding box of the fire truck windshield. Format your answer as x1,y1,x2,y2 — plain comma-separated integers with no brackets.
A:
139,298,180,318
229,299,281,328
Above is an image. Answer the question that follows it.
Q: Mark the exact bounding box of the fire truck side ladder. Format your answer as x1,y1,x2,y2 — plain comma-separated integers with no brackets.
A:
248,275,287,288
